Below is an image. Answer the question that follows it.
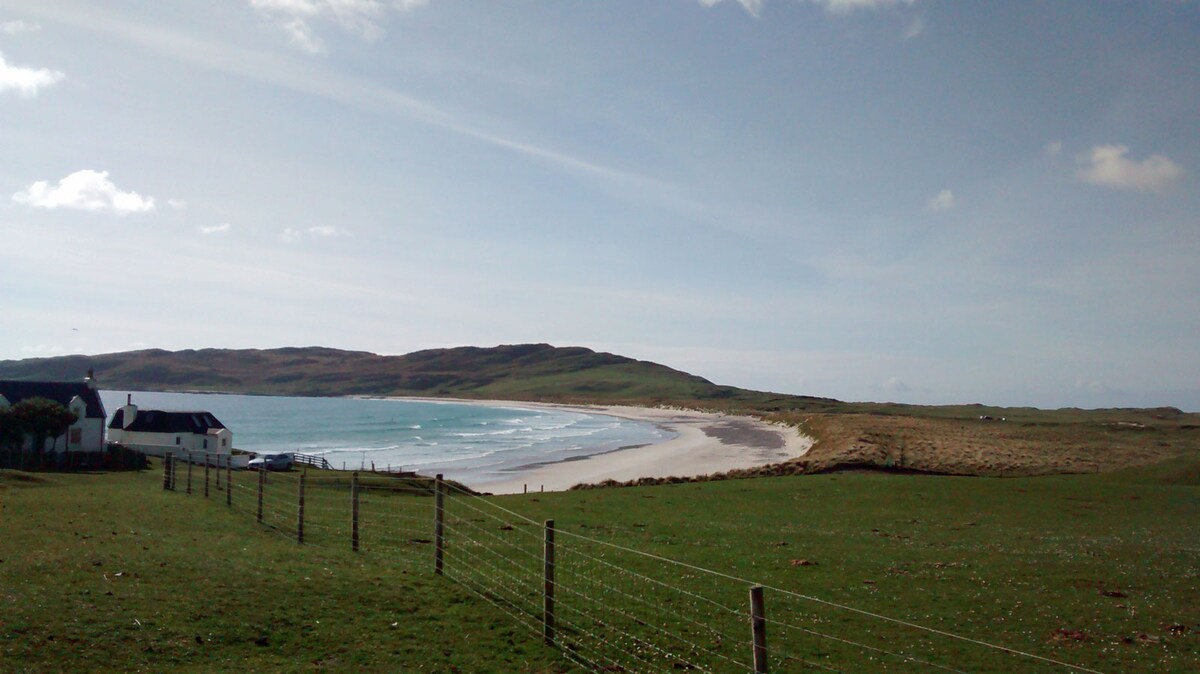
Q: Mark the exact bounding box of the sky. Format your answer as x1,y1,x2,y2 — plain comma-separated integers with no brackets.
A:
1,0,1198,410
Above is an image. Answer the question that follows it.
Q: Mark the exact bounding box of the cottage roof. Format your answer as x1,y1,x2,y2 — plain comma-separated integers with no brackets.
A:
109,409,228,434
0,380,106,419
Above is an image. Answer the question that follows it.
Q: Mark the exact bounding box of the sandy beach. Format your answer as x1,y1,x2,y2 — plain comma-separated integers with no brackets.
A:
465,403,813,494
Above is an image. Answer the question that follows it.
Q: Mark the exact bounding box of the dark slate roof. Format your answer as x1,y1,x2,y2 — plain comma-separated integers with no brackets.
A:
0,380,106,419
109,409,227,434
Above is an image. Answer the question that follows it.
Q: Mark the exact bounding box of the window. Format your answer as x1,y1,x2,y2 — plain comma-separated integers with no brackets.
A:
222,438,227,447
175,436,181,445
203,439,208,449
69,428,82,446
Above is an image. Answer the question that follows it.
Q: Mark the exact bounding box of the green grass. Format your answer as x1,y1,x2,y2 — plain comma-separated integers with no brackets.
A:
3,459,1198,672
0,468,569,674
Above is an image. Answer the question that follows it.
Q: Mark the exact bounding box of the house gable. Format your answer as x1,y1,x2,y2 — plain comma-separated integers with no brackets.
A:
0,381,106,419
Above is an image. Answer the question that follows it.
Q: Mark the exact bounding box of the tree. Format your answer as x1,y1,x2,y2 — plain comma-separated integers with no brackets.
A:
0,408,23,452
9,397,78,466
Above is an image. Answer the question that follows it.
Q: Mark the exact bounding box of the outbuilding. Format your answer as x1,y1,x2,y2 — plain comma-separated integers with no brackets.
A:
108,396,233,457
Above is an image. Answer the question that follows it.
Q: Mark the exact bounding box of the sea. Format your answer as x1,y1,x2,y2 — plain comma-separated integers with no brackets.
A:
98,391,675,487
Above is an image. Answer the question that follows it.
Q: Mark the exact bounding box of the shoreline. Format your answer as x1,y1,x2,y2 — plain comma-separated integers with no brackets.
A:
387,397,813,494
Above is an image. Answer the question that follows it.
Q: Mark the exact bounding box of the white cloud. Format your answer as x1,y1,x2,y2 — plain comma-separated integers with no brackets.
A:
250,0,426,53
0,50,65,97
280,225,350,242
12,170,156,214
813,0,917,13
1077,144,1183,193
698,0,765,17
698,0,916,17
308,225,348,237
167,198,188,210
1044,140,1063,157
200,222,232,235
882,376,910,392
1,20,41,35
926,188,955,212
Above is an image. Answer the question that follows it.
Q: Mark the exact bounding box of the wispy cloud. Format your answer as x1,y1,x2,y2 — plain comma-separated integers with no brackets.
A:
1044,139,1063,157
926,188,955,212
167,198,188,210
1,19,41,35
200,222,232,235
281,225,349,242
1077,144,1183,193
698,0,765,18
249,0,426,54
817,0,917,13
12,170,156,214
698,0,915,17
903,14,925,39
0,50,64,97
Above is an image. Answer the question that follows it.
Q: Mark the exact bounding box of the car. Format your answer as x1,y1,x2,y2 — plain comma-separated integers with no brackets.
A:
248,453,294,471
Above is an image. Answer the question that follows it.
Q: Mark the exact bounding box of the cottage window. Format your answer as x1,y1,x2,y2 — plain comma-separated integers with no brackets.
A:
203,439,208,449
175,436,181,445
70,428,82,445
222,438,227,447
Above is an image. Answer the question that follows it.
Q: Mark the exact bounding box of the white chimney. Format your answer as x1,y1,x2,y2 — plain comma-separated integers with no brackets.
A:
121,395,137,429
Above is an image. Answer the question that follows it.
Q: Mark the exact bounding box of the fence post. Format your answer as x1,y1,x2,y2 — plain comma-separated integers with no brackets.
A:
750,585,768,673
544,519,556,647
351,472,360,552
257,466,265,524
186,453,193,495
297,469,306,544
163,452,172,490
434,474,445,576
204,454,211,498
225,455,233,507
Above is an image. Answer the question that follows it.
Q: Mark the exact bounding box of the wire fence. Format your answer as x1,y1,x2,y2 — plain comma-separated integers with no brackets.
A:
159,451,1105,674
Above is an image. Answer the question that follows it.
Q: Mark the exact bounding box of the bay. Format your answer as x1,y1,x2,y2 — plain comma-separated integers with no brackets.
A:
98,391,675,487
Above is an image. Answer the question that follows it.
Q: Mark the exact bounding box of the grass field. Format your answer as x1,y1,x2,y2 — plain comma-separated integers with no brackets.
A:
2,456,1198,672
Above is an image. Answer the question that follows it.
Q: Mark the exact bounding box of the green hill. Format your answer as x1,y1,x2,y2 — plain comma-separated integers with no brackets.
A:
0,344,827,407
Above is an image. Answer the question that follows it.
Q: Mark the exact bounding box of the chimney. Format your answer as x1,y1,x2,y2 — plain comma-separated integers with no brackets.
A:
121,396,137,429
85,368,96,389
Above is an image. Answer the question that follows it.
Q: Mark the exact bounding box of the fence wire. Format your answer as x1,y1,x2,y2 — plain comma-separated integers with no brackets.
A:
159,456,1106,674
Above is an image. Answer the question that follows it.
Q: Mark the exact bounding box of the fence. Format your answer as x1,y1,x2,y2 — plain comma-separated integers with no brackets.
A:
158,452,1104,673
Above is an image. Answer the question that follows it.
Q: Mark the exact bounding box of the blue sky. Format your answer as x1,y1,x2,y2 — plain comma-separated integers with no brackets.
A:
2,0,1198,410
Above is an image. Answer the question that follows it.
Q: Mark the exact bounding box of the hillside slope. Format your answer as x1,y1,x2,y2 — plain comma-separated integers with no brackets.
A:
0,344,764,403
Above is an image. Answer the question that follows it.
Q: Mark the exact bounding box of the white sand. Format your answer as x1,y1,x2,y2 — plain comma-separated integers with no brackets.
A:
464,403,813,494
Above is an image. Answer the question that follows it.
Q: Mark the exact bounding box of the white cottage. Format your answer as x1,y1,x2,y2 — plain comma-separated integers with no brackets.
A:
107,396,233,457
0,374,108,453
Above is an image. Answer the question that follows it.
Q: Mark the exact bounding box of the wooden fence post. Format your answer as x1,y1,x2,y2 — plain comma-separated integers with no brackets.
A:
186,453,193,495
225,455,232,507
163,452,172,490
544,519,556,646
204,454,210,498
257,466,265,524
750,585,768,673
351,472,360,552
434,474,445,576
297,469,306,544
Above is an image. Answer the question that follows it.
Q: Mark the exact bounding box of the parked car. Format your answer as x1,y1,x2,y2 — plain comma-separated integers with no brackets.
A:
248,453,294,471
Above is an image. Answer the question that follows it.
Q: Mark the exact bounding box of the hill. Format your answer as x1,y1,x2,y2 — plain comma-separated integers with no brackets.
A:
0,344,830,406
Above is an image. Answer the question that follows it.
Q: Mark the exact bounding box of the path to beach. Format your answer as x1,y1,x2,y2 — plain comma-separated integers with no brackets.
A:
473,404,813,494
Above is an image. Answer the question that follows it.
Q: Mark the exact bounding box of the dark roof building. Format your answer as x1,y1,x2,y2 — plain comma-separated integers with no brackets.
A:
109,409,227,434
0,380,107,419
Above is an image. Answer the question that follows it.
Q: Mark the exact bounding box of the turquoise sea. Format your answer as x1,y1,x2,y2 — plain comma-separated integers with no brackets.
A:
99,391,674,487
